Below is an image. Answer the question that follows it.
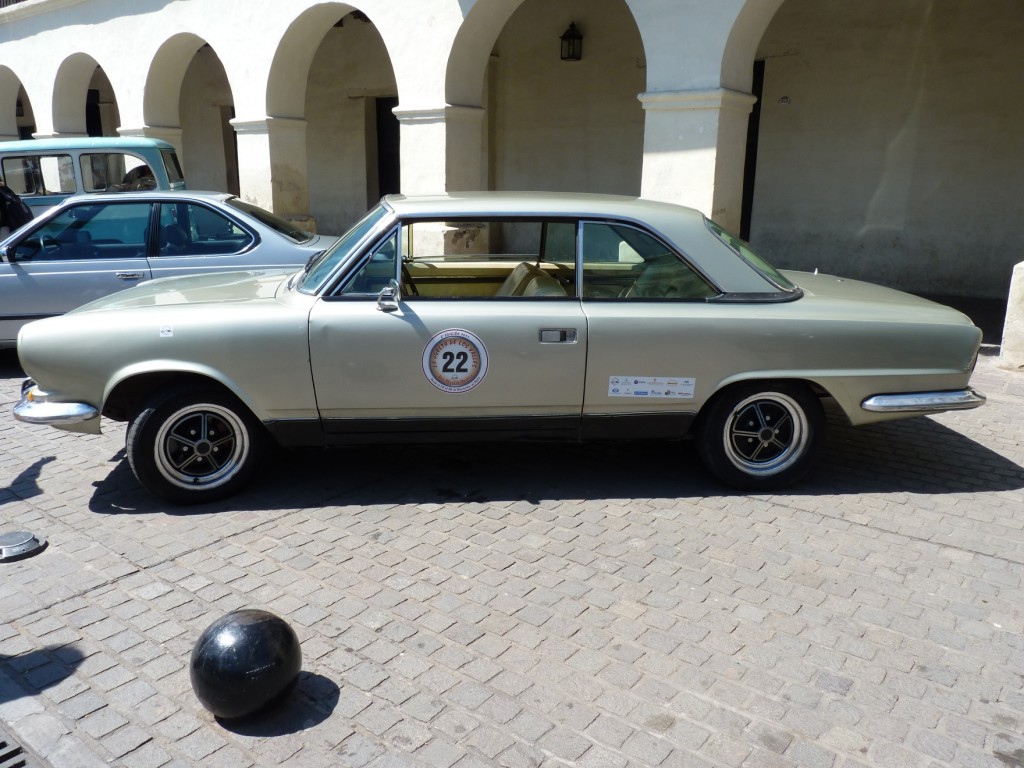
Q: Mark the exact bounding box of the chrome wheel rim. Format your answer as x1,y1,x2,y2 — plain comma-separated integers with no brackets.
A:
723,392,809,477
154,403,249,491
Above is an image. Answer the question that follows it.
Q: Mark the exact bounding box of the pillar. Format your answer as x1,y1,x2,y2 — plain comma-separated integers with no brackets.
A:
639,88,756,233
395,105,486,195
231,116,315,230
1001,262,1024,370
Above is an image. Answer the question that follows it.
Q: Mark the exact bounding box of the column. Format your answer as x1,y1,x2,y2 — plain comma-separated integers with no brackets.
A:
638,88,756,233
1001,262,1024,370
394,105,486,194
231,117,315,230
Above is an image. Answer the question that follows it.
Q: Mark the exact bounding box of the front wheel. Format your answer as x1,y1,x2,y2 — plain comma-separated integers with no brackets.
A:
127,388,265,504
696,381,824,491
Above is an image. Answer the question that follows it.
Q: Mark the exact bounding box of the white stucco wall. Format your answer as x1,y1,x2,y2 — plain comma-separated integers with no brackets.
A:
489,0,645,195
751,0,1024,299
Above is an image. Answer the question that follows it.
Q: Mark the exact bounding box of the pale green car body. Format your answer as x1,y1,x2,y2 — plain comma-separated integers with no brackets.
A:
15,192,984,502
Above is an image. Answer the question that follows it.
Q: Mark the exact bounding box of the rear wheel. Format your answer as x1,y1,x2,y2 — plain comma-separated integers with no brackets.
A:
127,387,264,504
697,381,823,491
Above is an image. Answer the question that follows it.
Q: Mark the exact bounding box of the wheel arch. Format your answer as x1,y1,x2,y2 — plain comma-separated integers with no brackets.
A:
696,375,831,427
103,367,259,424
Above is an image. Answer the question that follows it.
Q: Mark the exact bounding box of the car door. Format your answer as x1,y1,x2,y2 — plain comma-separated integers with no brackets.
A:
577,220,722,440
0,201,152,343
307,218,588,441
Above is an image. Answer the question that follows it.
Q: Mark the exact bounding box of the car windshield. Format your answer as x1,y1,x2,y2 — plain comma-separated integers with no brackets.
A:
705,219,798,292
299,203,391,293
225,198,313,243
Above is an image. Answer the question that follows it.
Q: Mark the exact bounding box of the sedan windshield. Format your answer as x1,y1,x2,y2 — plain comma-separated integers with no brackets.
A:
225,198,313,243
299,203,391,293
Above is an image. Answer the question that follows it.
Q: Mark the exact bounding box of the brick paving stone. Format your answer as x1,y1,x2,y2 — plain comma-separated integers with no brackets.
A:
3,352,1024,767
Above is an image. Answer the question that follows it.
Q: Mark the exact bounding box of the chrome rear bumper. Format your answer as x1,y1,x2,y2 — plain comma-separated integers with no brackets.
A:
861,388,986,414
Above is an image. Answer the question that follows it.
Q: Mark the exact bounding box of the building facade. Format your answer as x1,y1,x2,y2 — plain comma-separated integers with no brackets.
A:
1,0,1022,353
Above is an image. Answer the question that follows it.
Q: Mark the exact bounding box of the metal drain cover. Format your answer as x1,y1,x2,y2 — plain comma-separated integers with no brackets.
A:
0,531,47,562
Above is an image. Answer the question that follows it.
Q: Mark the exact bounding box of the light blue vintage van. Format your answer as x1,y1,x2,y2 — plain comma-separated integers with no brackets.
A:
0,137,185,215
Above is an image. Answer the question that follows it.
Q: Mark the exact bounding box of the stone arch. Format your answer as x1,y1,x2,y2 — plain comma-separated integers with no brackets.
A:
53,53,105,135
721,0,786,91
144,33,210,129
266,2,358,119
0,67,26,140
446,0,526,108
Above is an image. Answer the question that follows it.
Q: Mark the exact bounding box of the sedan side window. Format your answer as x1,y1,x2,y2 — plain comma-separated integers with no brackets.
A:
154,203,252,257
13,203,151,262
399,219,576,300
580,222,717,300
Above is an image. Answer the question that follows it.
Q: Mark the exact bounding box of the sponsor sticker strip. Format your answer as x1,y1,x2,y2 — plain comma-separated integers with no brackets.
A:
608,375,695,399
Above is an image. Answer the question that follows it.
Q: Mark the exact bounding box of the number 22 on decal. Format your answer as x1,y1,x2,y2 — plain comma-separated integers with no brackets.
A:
441,350,469,374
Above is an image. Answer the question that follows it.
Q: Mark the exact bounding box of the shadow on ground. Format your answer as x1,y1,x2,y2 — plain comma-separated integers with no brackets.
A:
86,412,1024,516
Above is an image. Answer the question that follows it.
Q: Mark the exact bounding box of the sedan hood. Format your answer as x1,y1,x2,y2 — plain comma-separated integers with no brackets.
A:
68,269,295,313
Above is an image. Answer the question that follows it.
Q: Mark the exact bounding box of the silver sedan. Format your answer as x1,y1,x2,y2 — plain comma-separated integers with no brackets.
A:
0,190,337,347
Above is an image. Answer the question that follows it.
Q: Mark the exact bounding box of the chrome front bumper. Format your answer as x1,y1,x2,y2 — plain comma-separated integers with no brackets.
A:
13,380,99,425
861,388,986,414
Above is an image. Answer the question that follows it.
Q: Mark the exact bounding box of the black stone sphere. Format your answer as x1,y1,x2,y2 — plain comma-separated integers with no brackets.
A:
190,609,302,720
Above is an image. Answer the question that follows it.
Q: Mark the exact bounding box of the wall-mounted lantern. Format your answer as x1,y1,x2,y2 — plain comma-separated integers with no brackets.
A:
560,22,583,62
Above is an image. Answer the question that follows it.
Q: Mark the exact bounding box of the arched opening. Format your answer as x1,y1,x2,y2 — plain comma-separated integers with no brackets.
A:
146,35,237,193
53,55,120,137
0,68,31,140
269,3,398,234
748,0,1024,316
445,0,645,196
487,0,645,194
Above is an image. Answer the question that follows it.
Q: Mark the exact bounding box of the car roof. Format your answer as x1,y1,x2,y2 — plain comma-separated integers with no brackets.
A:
0,137,177,152
381,191,784,295
54,190,235,205
383,191,707,227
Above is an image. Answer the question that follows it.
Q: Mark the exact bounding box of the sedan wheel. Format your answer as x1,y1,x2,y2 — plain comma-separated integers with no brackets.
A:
697,382,823,491
127,388,264,504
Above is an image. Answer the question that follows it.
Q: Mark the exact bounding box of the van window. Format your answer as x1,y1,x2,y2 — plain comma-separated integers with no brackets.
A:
81,153,157,193
162,150,184,185
1,155,76,197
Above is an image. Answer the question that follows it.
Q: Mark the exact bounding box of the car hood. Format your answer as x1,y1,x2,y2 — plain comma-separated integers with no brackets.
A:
68,269,295,313
784,270,975,322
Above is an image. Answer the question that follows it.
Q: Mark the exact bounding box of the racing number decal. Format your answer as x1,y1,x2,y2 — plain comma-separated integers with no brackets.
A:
422,329,489,393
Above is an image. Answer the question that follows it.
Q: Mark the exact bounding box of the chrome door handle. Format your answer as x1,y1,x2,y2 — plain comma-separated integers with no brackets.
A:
116,272,145,281
539,329,577,343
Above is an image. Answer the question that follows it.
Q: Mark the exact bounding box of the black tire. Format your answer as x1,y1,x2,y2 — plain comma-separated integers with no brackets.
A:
127,387,265,504
696,381,824,491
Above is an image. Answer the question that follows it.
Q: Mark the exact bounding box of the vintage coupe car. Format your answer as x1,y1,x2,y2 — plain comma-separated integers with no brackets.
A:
0,190,337,347
14,192,985,503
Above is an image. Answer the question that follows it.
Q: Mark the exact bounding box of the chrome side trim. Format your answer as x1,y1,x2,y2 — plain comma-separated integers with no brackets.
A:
13,388,99,425
861,388,986,414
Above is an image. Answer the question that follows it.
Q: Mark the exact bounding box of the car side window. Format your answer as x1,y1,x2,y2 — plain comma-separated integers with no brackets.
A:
154,202,251,257
580,221,717,300
13,202,151,262
1,154,76,197
398,218,576,300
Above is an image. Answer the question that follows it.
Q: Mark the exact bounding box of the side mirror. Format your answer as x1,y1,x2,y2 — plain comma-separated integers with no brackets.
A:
376,279,401,313
0,244,14,263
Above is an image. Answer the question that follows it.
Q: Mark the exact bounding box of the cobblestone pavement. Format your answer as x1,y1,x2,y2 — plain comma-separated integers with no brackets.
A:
1,348,1023,768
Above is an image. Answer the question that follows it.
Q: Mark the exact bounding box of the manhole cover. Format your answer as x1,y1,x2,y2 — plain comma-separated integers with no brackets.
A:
0,531,47,562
